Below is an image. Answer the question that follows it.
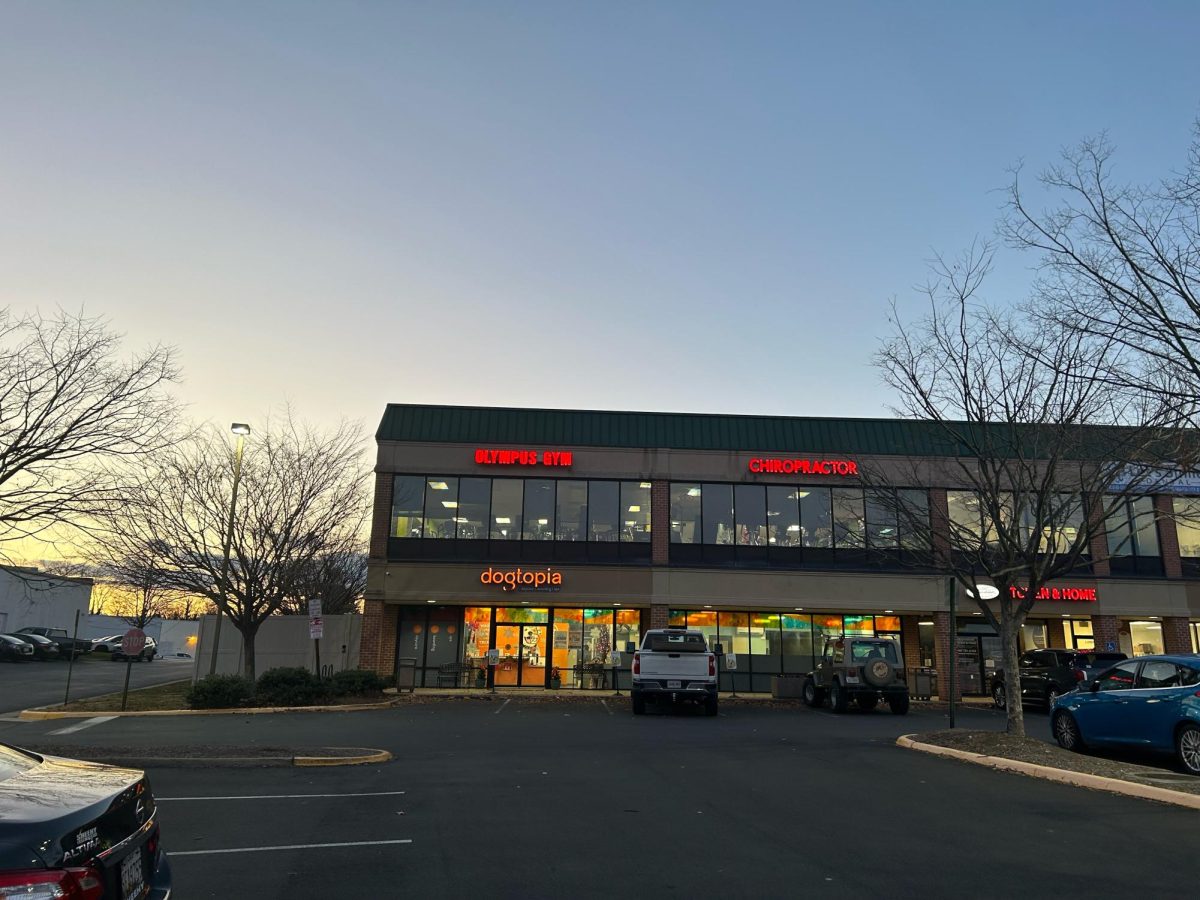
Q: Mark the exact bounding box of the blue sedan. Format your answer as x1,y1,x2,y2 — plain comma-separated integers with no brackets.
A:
1051,654,1200,774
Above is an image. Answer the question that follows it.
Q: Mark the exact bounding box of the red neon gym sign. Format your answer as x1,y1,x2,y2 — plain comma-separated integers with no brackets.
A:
475,449,573,467
749,458,859,476
1009,586,1098,602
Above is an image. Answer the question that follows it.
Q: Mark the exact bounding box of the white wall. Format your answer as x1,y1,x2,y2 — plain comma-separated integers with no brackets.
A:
81,614,200,657
192,614,362,680
0,568,91,634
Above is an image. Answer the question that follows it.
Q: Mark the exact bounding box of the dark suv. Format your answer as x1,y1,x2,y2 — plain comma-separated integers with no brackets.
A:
990,648,1128,710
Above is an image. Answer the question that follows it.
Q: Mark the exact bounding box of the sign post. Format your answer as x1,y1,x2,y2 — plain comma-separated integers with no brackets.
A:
119,628,147,712
610,651,621,696
487,648,499,693
308,598,323,677
726,652,739,699
63,609,81,707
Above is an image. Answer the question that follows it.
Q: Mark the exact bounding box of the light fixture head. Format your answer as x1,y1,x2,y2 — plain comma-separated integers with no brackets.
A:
230,423,251,436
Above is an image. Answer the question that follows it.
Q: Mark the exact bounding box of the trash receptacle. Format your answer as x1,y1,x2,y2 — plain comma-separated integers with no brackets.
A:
771,674,806,699
912,667,936,701
395,657,418,693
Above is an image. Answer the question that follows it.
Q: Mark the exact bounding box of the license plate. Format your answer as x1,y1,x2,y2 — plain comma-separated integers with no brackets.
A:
667,680,681,689
120,848,145,899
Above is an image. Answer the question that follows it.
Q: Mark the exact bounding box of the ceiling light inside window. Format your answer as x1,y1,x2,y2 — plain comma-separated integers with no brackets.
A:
538,518,548,525
640,482,651,489
495,517,511,524
687,488,701,497
429,481,449,490
442,501,458,508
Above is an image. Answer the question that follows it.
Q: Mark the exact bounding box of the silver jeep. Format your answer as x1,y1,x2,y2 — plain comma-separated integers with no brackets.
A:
803,636,910,715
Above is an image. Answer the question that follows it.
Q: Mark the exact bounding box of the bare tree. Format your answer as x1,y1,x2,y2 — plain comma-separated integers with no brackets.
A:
92,415,369,680
96,553,183,631
0,309,180,554
870,244,1188,736
1002,125,1200,425
277,550,367,616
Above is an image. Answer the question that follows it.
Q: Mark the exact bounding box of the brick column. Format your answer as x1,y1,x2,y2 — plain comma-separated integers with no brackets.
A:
1163,616,1193,654
1092,614,1120,653
370,472,394,560
1155,495,1183,579
651,481,669,565
649,604,670,628
932,611,960,701
928,488,951,567
1086,493,1111,577
360,599,397,677
900,615,922,674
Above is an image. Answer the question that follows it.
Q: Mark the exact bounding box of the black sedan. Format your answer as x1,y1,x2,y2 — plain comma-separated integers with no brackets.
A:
7,632,62,661
0,743,172,898
0,634,34,662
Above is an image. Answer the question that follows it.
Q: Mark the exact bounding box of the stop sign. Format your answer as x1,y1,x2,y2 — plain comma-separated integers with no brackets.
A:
121,628,147,657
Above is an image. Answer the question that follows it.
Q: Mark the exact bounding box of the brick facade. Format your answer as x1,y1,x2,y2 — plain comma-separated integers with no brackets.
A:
1087,493,1111,577
360,599,397,677
900,615,922,673
1162,616,1193,655
1091,615,1120,653
932,610,960,701
649,604,670,629
1155,494,1183,579
370,472,394,560
651,480,669,565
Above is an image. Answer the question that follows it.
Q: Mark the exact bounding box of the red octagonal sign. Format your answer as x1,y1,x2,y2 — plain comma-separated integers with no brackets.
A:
121,628,147,657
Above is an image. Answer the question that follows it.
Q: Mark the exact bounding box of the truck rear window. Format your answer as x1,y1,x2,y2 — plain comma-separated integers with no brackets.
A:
645,634,706,652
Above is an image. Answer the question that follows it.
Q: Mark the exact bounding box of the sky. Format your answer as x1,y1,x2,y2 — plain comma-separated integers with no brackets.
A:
2,1,1199,439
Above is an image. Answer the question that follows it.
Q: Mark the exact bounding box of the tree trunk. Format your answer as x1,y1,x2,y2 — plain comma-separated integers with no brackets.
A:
999,600,1025,737
242,628,257,683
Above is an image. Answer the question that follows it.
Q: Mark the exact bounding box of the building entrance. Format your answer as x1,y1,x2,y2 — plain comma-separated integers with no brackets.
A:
494,623,547,686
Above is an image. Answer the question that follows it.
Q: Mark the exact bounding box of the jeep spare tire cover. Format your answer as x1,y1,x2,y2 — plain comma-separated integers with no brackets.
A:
863,658,893,687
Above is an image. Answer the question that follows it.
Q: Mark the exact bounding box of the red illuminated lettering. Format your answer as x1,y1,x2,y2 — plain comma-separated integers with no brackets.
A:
747,458,859,477
475,448,573,468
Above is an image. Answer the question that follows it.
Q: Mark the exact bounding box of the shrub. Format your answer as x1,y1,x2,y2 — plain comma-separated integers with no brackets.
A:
256,666,327,707
186,674,254,709
328,668,387,697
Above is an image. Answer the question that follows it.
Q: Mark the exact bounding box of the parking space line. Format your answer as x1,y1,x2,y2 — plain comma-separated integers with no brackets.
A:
47,716,117,735
169,839,413,856
158,791,407,802
600,700,613,716
493,698,512,715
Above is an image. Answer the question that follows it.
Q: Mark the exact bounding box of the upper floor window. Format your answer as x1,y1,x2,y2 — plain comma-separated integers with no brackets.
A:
1106,495,1162,575
1173,497,1200,558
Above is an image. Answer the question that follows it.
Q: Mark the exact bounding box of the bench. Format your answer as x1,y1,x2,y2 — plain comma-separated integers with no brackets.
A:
436,663,472,688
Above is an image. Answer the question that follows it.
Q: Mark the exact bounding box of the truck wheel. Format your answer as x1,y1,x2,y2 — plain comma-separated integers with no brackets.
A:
856,694,879,711
830,681,849,713
889,693,910,715
803,679,824,708
705,695,719,717
632,693,646,716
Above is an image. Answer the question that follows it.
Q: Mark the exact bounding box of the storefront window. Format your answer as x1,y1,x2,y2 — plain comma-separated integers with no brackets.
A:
1174,497,1200,558
799,488,832,547
1128,620,1164,656
456,478,490,540
391,475,425,538
767,486,801,547
781,614,814,673
703,484,735,545
1065,618,1094,651
671,484,702,543
615,609,641,656
490,479,523,540
462,607,492,669
843,615,874,636
686,609,718,651
551,609,583,687
587,481,620,542
735,485,767,546
583,610,614,664
621,482,651,542
555,480,587,542
874,615,901,633
812,615,843,653
496,607,549,623
749,613,782,688
423,477,458,539
668,609,688,626
831,489,865,549
523,480,555,541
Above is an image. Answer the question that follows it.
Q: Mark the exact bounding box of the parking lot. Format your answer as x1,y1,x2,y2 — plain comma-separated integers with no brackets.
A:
0,653,192,713
3,698,1197,898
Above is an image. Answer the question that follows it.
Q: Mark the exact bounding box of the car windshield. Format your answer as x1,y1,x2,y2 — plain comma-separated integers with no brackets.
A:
0,744,39,781
646,633,707,652
851,642,898,663
0,634,23,645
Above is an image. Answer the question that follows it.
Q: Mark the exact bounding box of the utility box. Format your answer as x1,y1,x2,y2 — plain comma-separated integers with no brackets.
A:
771,674,806,699
912,667,937,701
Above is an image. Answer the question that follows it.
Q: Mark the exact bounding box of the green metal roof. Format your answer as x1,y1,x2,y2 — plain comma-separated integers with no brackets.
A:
376,404,1000,457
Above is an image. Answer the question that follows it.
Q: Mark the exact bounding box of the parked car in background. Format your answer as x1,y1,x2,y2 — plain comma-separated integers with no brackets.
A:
0,741,172,898
91,634,126,653
990,648,1128,711
803,636,910,714
1051,655,1200,774
6,632,61,660
15,626,93,658
112,635,157,663
0,634,35,663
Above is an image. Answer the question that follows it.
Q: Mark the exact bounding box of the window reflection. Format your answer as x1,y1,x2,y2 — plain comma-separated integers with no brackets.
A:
671,483,702,543
456,477,490,540
423,477,459,539
490,479,523,540
555,480,587,542
1174,497,1200,557
523,480,555,541
588,481,620,542
767,486,800,547
621,482,651,542
831,488,865,549
799,488,832,548
391,475,425,539
703,483,735,545
735,485,767,546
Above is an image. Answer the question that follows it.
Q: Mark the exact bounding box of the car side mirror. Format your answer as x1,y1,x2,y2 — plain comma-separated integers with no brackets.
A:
1089,681,1101,693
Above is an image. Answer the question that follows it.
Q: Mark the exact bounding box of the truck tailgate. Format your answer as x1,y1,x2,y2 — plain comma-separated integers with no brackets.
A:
638,653,711,679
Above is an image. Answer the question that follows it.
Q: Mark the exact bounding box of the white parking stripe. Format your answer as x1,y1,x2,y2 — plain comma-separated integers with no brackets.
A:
493,698,511,715
47,716,117,735
600,700,613,716
170,839,413,857
157,791,407,802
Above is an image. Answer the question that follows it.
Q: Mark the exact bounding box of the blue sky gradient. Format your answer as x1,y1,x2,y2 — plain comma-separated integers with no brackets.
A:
2,2,1198,431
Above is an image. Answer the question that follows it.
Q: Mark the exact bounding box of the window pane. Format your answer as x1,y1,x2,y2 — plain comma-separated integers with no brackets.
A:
947,490,982,550
687,609,717,650
703,483,735,545
897,489,929,550
490,479,523,540
799,487,832,548
463,607,492,669
615,609,641,654
781,614,814,673
584,609,614,663
1130,620,1164,655
496,606,549,623
865,490,898,549
875,615,901,632
843,614,873,636
391,475,425,538
1096,660,1138,691
766,486,801,547
832,489,865,549
1175,497,1200,558
718,611,750,654
556,480,587,542
523,480,555,541
1131,496,1160,556
621,482,652,542
734,484,767,546
1106,498,1134,556
1138,660,1181,688
812,615,843,653
750,612,782,677
587,481,620,542
1041,493,1085,554
456,477,490,540
670,483,702,544
423,477,458,539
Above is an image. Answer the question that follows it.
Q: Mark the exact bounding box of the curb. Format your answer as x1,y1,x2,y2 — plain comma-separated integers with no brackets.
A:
897,734,1200,811
19,700,399,721
294,748,393,767
28,748,393,769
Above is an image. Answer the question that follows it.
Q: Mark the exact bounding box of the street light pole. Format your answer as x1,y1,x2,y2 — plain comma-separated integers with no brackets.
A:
208,423,250,677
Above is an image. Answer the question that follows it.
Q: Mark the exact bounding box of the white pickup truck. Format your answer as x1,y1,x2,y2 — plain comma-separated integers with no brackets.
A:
631,627,718,716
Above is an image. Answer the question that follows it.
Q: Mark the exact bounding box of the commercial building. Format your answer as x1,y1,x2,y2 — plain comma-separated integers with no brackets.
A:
361,404,1200,696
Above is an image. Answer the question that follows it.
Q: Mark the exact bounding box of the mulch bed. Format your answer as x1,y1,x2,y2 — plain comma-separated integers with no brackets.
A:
913,729,1200,795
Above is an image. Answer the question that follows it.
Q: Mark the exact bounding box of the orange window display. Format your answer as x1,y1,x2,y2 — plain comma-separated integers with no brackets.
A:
463,607,492,665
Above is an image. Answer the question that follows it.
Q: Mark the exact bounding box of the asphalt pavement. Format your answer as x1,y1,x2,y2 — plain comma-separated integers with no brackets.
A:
0,653,193,713
1,698,1194,899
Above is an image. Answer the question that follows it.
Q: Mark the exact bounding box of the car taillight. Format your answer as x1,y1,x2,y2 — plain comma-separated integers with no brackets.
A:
1074,669,1085,682
633,652,640,675
0,867,104,900
708,654,716,676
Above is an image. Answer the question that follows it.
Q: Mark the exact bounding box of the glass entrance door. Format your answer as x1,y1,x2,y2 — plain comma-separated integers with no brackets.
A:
494,624,547,687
